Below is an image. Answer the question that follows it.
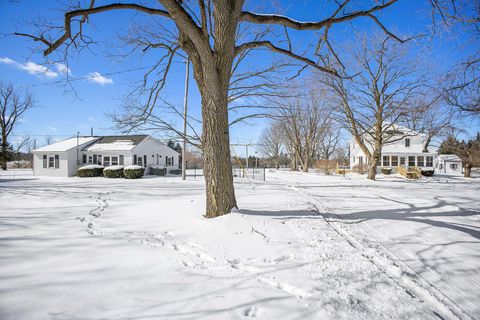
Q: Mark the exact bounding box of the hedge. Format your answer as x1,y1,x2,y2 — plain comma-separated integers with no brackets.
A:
352,164,367,174
151,166,167,176
103,166,125,178
381,168,392,175
124,165,145,179
169,169,182,175
77,165,104,177
421,169,434,177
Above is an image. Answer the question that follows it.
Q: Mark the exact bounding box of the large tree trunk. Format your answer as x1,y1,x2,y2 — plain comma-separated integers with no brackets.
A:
367,161,377,180
201,86,237,218
367,152,380,180
464,164,471,177
1,134,8,170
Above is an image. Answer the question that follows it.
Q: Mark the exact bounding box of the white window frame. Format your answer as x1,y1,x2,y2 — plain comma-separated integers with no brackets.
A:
111,156,118,166
137,156,143,167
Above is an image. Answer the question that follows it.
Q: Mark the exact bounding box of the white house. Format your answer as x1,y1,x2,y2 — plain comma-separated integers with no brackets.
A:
435,154,463,175
349,126,438,172
33,135,180,177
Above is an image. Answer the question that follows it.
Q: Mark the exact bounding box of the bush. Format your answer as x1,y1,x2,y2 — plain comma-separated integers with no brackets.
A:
381,167,392,175
421,169,434,177
169,169,182,175
151,166,167,176
103,165,125,178
352,164,367,174
77,165,104,177
124,165,144,179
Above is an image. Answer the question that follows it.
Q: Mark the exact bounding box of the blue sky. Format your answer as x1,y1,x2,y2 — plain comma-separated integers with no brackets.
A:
0,0,478,154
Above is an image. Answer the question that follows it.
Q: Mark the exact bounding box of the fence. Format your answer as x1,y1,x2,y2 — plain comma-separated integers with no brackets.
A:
185,166,266,181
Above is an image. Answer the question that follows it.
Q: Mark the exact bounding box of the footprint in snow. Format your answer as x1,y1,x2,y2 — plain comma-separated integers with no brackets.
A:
243,306,258,317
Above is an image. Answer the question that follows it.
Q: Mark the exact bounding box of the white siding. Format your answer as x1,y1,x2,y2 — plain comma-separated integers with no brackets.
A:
131,137,180,173
33,151,71,177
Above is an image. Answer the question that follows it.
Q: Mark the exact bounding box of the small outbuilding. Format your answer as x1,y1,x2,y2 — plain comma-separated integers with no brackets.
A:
435,154,463,175
32,135,180,177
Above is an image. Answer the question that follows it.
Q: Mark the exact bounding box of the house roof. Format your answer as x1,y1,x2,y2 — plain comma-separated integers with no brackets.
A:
437,154,462,162
84,135,148,151
33,137,98,152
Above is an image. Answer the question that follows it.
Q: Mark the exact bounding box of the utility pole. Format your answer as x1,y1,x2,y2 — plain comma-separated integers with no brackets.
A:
182,58,190,180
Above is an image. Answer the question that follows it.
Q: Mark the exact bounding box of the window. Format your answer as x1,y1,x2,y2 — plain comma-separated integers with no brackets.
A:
156,154,159,165
119,155,124,165
54,155,59,169
166,156,174,166
358,156,363,165
93,154,97,165
171,156,174,166
137,156,143,167
133,155,137,165
43,155,47,168
391,156,398,167
111,156,118,166
88,156,93,164
400,157,405,166
48,156,54,168
383,156,390,167
405,138,411,148
417,156,424,167
103,156,110,167
408,156,416,167
450,163,458,170
143,155,147,168
98,155,102,165
426,156,433,167
82,154,87,164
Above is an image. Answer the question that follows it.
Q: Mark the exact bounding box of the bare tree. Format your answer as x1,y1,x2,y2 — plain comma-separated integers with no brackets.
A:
431,0,480,113
258,122,283,169
276,89,331,172
405,96,458,152
318,120,341,174
321,36,424,180
17,0,405,217
0,83,34,170
44,135,54,146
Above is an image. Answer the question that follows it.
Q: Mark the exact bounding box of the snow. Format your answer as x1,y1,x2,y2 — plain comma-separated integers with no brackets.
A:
33,137,98,152
86,140,135,151
78,164,104,170
0,169,479,319
124,165,143,170
103,165,124,171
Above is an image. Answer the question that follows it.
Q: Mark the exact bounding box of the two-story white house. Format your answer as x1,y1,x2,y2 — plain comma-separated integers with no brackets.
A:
349,126,437,172
32,135,180,177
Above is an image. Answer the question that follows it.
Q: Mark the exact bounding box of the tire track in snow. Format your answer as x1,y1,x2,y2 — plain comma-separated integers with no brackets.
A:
289,184,472,320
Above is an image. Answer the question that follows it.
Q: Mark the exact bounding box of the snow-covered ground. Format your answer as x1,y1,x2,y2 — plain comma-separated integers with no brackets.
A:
0,170,479,319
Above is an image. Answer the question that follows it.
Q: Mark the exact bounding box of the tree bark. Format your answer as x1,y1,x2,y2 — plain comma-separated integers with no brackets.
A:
1,132,8,171
464,164,471,177
201,86,237,218
367,160,377,180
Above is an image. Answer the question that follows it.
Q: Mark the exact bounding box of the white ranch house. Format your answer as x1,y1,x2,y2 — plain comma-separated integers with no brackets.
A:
32,135,180,177
349,127,463,175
